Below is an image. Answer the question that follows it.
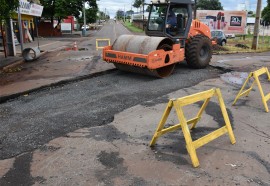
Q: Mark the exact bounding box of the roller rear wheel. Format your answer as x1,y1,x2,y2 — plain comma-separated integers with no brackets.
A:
185,35,212,68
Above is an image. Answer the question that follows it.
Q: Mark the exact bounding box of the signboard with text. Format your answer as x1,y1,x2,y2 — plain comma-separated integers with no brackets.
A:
197,10,247,35
18,0,44,17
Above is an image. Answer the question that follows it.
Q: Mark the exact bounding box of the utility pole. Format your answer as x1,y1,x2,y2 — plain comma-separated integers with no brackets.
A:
251,0,262,50
18,3,24,53
124,5,126,22
194,0,197,19
83,1,86,36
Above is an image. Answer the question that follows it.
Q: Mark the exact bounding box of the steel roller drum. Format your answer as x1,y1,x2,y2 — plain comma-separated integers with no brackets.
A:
112,35,175,78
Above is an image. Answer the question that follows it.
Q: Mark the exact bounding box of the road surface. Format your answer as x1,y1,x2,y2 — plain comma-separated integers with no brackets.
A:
0,20,269,185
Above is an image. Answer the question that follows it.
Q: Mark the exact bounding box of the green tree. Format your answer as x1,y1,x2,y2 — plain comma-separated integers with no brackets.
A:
262,0,270,24
133,0,142,9
0,0,19,22
77,7,98,24
196,0,223,10
126,10,134,16
116,10,124,19
40,0,97,24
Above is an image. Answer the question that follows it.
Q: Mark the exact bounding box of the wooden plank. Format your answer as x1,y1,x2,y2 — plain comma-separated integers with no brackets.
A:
193,126,228,149
175,89,216,107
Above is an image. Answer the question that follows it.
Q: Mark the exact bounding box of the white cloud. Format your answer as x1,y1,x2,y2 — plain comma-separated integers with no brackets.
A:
97,0,268,18
222,0,267,11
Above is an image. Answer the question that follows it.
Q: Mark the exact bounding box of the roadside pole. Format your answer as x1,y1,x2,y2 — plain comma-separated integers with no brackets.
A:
124,5,126,22
251,0,262,50
194,0,197,19
83,1,86,37
0,23,7,57
8,19,16,56
18,4,24,53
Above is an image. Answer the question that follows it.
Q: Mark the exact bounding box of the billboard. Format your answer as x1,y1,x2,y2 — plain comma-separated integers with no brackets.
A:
197,10,247,34
17,0,44,17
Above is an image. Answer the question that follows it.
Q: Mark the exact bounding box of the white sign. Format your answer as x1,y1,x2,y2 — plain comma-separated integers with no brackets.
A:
18,0,44,17
61,23,72,31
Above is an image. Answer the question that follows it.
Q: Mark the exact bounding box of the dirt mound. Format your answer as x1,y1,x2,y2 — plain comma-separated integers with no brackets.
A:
235,43,250,49
212,44,229,51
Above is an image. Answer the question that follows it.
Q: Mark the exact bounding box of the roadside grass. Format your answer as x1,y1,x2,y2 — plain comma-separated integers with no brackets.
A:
123,21,144,33
216,35,270,54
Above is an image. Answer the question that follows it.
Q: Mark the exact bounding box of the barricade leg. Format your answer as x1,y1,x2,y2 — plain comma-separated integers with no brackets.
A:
232,73,254,105
190,98,211,130
150,100,173,146
216,89,236,144
175,106,200,167
254,75,269,112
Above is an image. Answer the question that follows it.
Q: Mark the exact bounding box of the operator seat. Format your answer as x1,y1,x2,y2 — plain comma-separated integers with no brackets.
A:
177,13,184,33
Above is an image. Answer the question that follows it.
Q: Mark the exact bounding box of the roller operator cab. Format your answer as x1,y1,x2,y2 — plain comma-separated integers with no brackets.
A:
103,0,213,78
146,0,193,41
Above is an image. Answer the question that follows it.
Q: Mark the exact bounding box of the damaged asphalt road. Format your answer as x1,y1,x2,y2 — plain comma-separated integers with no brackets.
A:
0,67,269,185
0,64,221,159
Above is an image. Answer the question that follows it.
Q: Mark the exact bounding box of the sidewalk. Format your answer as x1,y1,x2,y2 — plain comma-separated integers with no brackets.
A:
0,30,93,66
0,33,115,102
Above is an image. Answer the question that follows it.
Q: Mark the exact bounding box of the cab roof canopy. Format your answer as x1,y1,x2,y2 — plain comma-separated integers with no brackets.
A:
151,0,194,4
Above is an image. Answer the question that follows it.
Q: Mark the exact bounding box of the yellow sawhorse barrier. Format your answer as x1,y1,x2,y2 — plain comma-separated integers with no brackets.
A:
96,39,110,50
150,88,236,168
232,67,270,112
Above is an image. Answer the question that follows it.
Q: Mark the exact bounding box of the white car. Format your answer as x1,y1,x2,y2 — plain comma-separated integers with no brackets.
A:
81,25,90,30
225,33,235,38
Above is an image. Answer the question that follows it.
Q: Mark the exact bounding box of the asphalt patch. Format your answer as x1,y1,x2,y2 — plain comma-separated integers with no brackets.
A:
95,151,148,186
246,151,270,174
196,101,235,129
86,125,127,142
140,95,169,107
0,67,222,159
0,152,46,185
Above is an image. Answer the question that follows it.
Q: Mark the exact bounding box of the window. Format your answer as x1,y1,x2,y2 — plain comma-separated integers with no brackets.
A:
148,4,168,31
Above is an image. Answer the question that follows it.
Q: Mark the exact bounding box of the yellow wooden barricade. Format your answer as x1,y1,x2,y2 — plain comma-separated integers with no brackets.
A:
150,88,236,168
96,39,110,50
232,67,270,112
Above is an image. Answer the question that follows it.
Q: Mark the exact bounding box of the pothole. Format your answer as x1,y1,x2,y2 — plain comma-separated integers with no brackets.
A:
220,71,249,87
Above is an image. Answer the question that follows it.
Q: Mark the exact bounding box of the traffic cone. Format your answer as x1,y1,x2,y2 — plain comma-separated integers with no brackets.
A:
73,42,78,51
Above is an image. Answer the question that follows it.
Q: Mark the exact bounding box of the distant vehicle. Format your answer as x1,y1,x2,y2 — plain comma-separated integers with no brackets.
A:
211,30,227,46
81,25,89,30
225,33,235,38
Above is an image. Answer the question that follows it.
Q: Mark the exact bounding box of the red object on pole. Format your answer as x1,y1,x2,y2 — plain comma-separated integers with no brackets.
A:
73,42,78,51
0,23,7,58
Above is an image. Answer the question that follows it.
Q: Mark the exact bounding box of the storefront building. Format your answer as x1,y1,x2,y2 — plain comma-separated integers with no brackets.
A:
13,0,43,43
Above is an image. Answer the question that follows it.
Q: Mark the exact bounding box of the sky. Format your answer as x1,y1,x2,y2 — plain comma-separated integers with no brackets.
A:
97,0,268,18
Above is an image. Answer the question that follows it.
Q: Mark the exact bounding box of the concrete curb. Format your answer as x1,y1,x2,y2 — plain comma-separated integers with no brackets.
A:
0,68,117,104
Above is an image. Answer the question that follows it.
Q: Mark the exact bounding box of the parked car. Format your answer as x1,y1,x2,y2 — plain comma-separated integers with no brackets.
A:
81,25,90,30
211,30,227,46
